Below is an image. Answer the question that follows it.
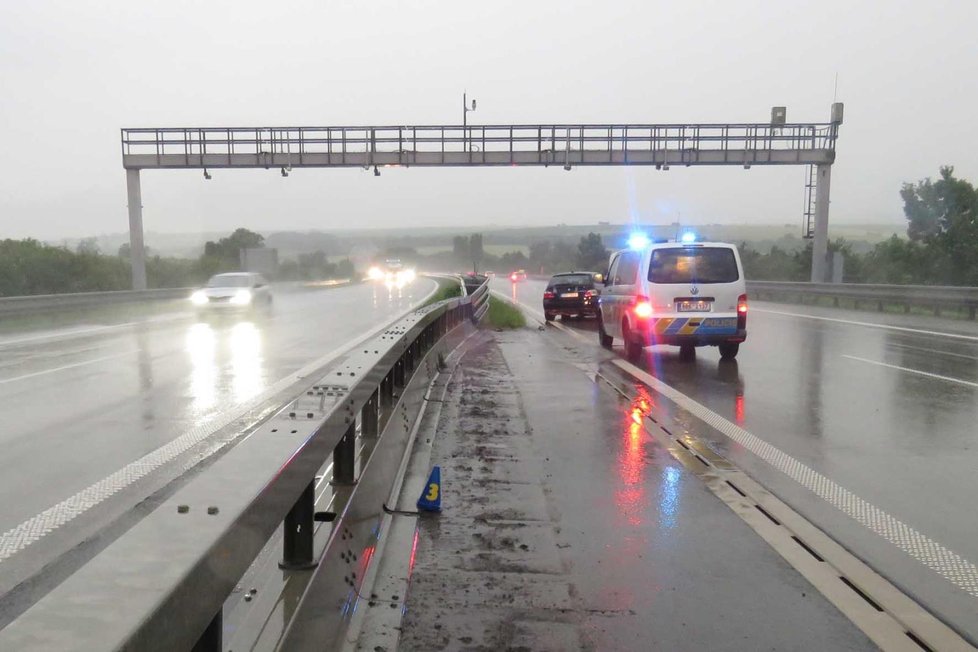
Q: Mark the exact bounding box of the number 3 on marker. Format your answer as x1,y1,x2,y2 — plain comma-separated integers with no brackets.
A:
425,483,439,501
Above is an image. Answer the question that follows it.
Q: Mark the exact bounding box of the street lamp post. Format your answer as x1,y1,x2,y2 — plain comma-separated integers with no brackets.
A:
463,92,476,152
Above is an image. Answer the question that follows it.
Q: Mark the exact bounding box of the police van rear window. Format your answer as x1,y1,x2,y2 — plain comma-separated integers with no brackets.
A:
648,248,739,284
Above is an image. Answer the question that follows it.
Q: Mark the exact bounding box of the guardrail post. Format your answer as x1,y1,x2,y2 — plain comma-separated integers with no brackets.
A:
394,357,405,388
333,421,356,485
381,372,393,408
279,481,317,570
362,390,379,437
406,343,415,372
191,608,222,652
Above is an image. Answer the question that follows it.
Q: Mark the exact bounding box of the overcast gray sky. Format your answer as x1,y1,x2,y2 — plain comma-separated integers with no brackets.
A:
2,0,976,240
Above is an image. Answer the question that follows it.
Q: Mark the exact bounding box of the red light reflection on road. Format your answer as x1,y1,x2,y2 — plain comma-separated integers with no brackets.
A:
735,393,745,425
408,529,420,577
359,543,376,580
616,392,653,527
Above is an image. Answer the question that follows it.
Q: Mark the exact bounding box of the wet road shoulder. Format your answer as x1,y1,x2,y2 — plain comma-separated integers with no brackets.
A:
398,328,877,651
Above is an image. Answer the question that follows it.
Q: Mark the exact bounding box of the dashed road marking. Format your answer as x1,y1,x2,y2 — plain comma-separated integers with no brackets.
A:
843,354,978,389
756,307,978,342
888,342,978,362
0,314,189,349
0,350,137,385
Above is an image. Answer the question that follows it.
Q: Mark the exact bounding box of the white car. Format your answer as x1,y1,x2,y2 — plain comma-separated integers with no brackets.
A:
597,239,747,361
190,273,273,311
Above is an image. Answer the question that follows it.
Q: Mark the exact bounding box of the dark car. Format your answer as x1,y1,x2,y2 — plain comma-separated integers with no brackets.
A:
543,272,600,321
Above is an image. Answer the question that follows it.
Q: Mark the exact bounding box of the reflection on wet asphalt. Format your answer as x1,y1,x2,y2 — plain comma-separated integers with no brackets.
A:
0,281,433,534
499,277,978,640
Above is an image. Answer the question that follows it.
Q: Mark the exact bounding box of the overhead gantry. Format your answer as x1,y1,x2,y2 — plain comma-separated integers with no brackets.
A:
121,104,843,288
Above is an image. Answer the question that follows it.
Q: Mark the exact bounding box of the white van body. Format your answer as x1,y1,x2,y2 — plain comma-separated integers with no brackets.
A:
597,241,748,360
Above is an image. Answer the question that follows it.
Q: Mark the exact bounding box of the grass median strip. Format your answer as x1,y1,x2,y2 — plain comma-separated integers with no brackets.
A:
486,295,526,329
423,279,463,306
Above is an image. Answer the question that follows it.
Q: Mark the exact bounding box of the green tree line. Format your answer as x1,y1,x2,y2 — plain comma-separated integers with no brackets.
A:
743,166,978,284
0,227,357,297
437,232,610,274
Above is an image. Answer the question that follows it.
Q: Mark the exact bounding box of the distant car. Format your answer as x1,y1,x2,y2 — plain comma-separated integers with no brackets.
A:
509,270,528,282
190,272,272,311
543,272,600,321
485,270,496,278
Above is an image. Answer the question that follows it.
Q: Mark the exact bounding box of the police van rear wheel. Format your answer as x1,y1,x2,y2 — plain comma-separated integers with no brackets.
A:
679,344,696,361
622,321,643,361
598,317,613,349
718,342,740,360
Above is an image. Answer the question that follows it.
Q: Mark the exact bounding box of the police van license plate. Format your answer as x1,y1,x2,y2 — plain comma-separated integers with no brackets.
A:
676,300,712,312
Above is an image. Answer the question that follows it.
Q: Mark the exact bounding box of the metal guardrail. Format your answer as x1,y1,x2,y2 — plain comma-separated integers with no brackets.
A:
747,281,978,319
0,287,191,316
0,277,489,651
462,273,491,322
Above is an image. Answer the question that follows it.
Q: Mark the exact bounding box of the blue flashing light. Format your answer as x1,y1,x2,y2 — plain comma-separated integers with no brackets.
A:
628,233,651,250
680,231,697,244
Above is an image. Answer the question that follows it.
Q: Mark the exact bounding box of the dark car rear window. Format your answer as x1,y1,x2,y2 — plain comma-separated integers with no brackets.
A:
648,248,739,284
548,274,593,287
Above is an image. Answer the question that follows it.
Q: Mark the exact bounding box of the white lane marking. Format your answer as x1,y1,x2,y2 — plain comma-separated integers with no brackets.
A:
842,354,978,389
0,281,439,563
613,357,978,599
0,314,190,349
888,341,978,362
755,307,978,342
0,351,138,385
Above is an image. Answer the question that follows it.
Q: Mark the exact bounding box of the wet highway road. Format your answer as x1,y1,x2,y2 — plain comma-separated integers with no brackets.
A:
500,277,978,642
0,279,435,599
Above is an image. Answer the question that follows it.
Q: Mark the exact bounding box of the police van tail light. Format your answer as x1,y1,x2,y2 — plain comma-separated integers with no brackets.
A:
633,296,653,319
737,294,748,329
543,291,555,299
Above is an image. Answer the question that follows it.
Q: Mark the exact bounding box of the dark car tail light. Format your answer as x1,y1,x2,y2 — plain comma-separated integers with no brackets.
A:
543,290,555,299
737,294,748,330
584,289,596,298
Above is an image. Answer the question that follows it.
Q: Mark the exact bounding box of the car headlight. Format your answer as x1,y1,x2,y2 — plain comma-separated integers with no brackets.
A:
230,289,252,305
367,266,384,281
191,291,208,306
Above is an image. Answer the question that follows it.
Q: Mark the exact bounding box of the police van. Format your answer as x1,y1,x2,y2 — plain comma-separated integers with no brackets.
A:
597,236,747,361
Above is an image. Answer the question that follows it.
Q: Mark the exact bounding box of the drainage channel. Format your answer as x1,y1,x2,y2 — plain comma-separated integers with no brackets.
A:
598,365,974,652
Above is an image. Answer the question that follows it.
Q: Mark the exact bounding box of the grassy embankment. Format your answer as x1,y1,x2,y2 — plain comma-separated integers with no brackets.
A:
424,278,524,328
486,296,526,329
424,278,463,306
